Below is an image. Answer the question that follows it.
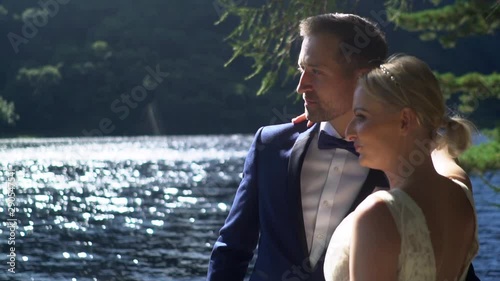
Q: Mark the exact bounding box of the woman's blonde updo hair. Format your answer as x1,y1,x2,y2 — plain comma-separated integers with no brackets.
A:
358,54,475,158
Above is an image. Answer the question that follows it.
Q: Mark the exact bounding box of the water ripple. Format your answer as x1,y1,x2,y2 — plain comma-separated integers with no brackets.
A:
0,136,497,280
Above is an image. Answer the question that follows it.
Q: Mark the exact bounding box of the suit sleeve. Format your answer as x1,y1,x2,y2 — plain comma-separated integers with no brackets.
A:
207,128,263,281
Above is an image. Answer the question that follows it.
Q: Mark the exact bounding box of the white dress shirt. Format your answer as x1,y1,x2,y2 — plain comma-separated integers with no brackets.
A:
300,122,369,267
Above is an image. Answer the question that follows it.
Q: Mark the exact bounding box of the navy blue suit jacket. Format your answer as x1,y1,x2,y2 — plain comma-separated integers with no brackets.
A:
207,122,480,281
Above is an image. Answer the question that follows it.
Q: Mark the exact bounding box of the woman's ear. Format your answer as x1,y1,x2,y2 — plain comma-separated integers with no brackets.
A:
399,107,417,135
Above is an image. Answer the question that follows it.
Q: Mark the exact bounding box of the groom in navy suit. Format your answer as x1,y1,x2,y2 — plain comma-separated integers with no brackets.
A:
207,13,480,281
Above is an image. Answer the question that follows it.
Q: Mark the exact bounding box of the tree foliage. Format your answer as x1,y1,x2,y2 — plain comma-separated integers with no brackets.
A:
0,0,303,136
0,97,18,125
461,127,500,172
0,0,497,147
218,0,499,103
216,0,499,180
436,71,500,112
216,0,341,95
388,0,500,47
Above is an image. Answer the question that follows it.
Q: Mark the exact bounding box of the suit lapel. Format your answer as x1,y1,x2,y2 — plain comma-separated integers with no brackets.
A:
286,124,388,264
287,123,320,260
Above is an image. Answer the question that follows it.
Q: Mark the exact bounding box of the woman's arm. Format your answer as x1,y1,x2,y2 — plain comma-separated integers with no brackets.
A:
350,196,400,281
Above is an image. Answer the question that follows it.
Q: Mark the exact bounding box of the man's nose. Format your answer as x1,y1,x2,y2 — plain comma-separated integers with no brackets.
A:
296,71,312,95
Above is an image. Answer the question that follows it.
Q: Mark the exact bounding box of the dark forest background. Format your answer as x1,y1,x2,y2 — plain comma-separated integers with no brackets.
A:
0,0,498,137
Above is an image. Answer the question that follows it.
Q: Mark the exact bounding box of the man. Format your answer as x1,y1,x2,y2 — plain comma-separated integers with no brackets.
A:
207,13,480,281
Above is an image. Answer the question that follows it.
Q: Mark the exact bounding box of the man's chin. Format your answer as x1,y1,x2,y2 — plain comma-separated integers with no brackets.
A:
304,111,321,123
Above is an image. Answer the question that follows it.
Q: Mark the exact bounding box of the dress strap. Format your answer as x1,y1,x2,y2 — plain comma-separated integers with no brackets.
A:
373,189,436,279
374,189,429,235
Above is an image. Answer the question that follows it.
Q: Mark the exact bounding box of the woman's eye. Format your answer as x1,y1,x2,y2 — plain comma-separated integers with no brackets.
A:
355,114,365,120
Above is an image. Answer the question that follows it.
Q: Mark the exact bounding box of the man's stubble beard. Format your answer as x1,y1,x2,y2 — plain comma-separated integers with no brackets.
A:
305,105,349,123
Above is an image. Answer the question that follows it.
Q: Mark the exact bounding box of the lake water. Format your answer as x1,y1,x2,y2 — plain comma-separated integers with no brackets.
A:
0,136,498,281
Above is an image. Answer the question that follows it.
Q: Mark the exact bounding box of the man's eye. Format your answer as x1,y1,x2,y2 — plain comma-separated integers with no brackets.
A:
312,68,320,75
355,114,365,120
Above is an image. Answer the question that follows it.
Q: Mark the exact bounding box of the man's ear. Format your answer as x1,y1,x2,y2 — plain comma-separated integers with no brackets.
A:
355,68,371,78
399,107,417,135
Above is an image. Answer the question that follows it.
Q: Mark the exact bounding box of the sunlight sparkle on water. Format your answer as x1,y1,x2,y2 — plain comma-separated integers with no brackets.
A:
64,222,81,230
125,217,143,224
0,136,248,161
34,195,50,201
93,214,115,221
96,205,131,213
111,197,127,205
86,196,110,205
193,174,204,182
165,187,179,195
0,136,257,278
151,220,164,226
218,203,228,211
35,202,46,209
178,196,197,204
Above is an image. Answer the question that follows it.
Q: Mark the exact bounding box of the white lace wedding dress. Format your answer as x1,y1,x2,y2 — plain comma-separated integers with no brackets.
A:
324,180,479,281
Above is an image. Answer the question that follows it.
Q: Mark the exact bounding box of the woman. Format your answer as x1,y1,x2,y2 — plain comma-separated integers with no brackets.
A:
323,55,479,281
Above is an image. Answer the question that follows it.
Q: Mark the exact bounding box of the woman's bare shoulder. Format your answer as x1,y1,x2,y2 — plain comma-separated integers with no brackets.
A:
432,149,473,191
352,191,398,233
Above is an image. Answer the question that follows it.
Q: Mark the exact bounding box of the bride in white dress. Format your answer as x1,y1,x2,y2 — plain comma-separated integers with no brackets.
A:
323,55,479,281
